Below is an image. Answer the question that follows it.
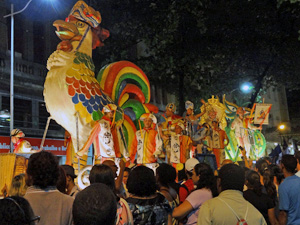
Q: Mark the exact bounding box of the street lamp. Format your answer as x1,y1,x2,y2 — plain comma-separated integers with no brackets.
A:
278,124,286,131
240,82,254,94
4,0,33,152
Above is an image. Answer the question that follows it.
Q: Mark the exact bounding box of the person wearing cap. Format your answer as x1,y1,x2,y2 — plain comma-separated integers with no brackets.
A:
184,100,206,138
169,121,193,168
130,113,162,170
159,103,182,161
11,129,32,153
77,103,129,163
61,165,80,198
178,158,200,203
210,119,228,168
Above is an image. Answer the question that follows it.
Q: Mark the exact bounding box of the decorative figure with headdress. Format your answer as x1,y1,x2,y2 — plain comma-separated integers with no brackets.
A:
210,119,229,168
200,96,227,130
158,103,182,162
11,129,32,153
169,121,193,168
76,103,129,164
230,107,261,157
184,100,206,138
130,113,162,171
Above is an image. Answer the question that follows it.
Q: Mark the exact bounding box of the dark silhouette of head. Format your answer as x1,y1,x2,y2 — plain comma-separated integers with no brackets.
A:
89,164,115,191
0,196,39,225
127,165,157,197
73,183,117,225
26,151,59,189
281,154,297,174
218,164,245,192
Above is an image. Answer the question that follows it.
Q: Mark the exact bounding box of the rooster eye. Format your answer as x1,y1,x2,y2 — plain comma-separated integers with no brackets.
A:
76,21,85,28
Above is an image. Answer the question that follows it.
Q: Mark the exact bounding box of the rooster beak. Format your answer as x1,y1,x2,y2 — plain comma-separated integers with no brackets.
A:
53,20,79,41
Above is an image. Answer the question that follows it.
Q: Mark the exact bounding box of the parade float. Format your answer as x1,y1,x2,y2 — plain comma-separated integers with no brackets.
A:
43,0,271,171
0,0,273,194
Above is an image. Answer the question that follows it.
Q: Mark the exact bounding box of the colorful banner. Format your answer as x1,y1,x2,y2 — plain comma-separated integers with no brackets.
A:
0,136,66,155
254,103,272,125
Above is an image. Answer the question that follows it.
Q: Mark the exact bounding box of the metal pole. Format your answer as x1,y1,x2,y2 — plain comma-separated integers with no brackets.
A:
3,0,33,152
10,4,14,153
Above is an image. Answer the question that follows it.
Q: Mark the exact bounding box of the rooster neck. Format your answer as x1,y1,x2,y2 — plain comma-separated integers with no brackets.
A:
71,27,93,57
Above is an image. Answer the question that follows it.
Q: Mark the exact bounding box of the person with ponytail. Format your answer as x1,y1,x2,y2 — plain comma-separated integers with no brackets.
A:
244,170,279,225
255,159,277,204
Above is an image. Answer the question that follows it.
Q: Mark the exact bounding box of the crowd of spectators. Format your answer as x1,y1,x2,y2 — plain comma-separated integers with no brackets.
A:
1,150,300,225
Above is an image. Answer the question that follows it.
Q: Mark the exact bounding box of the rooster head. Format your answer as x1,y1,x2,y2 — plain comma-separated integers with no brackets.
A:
53,1,109,51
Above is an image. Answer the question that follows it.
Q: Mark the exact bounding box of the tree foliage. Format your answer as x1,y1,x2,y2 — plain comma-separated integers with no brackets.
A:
91,0,300,114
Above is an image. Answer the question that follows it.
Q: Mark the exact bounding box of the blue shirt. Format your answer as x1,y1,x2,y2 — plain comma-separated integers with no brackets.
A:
279,175,300,225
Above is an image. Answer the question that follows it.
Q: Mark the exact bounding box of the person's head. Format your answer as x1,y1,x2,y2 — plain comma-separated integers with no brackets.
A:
218,164,245,192
165,103,176,117
61,165,77,188
185,101,194,116
143,118,153,129
194,163,218,196
56,166,67,194
185,158,199,178
73,183,117,225
0,196,40,225
245,170,262,195
156,163,177,188
261,157,271,164
269,164,284,185
174,123,184,135
102,104,117,121
236,107,245,119
208,109,217,120
127,165,157,197
140,113,156,129
220,159,233,167
26,151,59,189
9,174,27,197
123,167,131,185
281,154,297,175
212,120,219,129
11,129,25,144
102,160,118,178
255,159,269,176
89,164,115,191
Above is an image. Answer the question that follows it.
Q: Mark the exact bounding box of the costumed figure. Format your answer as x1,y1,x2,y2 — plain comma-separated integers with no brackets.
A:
230,107,261,157
76,104,129,164
130,113,162,171
223,95,266,161
184,100,206,138
11,129,32,153
169,121,193,168
159,103,182,162
194,96,227,157
210,119,229,168
200,96,227,130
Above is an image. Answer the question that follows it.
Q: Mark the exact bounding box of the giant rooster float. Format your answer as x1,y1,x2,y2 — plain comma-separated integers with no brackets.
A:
44,1,157,170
